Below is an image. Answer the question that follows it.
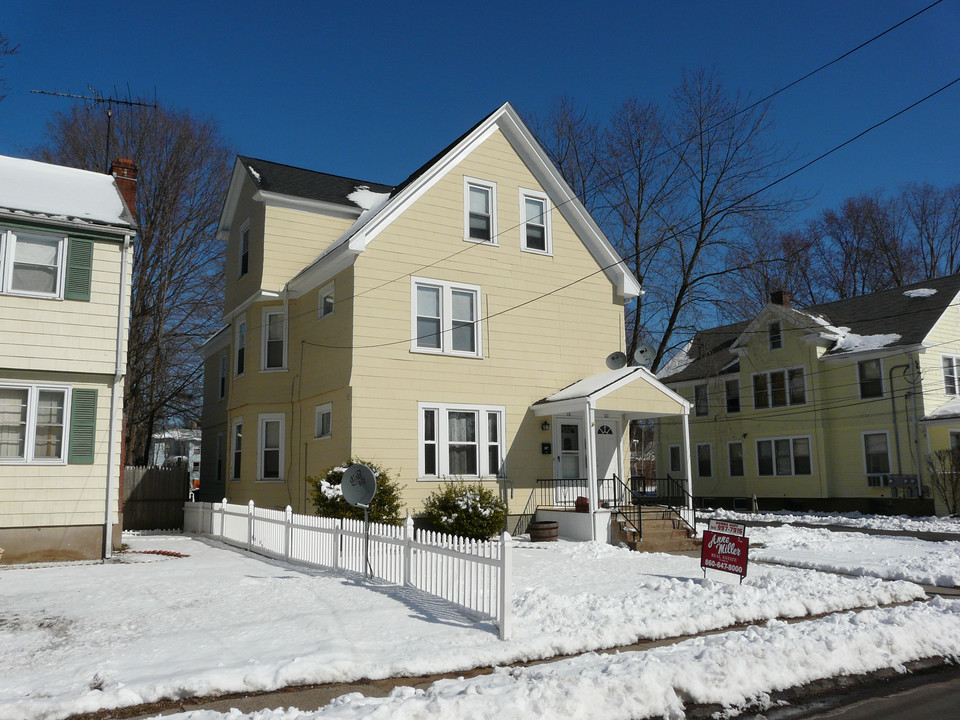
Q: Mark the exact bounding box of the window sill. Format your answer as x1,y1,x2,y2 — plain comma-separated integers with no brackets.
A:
255,478,284,483
409,348,483,360
462,237,498,246
259,367,288,373
521,247,553,257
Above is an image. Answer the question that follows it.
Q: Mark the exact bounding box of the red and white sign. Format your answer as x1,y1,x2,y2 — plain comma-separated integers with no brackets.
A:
701,530,749,578
708,519,746,538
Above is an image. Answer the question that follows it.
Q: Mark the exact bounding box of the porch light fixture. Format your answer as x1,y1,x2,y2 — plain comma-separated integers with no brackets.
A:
541,421,550,431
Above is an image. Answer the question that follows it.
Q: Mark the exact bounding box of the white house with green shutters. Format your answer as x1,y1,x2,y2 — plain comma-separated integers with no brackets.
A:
0,155,136,563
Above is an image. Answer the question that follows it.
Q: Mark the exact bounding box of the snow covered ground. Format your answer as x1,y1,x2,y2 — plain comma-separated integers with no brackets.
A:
748,524,960,587
703,507,960,535
0,533,927,720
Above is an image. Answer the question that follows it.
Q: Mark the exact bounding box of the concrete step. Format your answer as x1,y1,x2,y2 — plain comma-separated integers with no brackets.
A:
627,536,702,553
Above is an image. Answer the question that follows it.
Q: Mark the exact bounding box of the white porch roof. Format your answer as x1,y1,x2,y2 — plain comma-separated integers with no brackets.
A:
531,366,690,419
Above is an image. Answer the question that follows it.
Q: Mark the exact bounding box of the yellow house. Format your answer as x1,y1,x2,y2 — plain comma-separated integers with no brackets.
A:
199,103,691,540
0,156,136,562
656,279,960,516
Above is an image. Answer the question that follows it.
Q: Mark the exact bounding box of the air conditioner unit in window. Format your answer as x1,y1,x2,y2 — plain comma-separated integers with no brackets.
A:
867,474,889,487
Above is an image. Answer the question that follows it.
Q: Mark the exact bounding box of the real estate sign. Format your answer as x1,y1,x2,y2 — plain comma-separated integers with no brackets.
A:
701,524,749,579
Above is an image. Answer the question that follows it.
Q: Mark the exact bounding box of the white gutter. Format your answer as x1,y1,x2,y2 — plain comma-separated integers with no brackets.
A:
104,234,131,559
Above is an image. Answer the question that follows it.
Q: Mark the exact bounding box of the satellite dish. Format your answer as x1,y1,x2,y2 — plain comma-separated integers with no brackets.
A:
633,344,655,367
606,351,628,370
341,463,377,508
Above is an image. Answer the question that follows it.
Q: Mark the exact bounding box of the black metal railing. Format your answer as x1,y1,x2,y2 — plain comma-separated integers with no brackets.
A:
630,474,696,533
511,487,539,536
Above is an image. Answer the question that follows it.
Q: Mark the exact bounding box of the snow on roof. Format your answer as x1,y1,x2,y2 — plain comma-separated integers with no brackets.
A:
656,341,693,379
922,396,960,421
347,185,391,211
791,308,900,354
538,366,654,404
0,154,131,227
904,288,937,298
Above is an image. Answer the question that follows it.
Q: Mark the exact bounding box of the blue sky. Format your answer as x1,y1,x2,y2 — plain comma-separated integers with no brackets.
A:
2,1,957,224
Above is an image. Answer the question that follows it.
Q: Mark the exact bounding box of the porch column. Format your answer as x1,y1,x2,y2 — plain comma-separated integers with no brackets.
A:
681,409,693,510
586,399,598,541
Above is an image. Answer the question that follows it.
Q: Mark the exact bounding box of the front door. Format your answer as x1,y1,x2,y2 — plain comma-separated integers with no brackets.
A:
595,419,622,505
555,418,585,505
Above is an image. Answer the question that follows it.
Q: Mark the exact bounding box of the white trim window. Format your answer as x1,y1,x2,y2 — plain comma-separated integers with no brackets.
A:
318,281,335,320
238,221,249,278
520,189,551,254
863,431,891,475
696,443,712,478
218,354,227,400
1,229,66,298
235,316,246,377
728,441,744,477
753,368,805,408
411,277,482,357
768,320,782,350
694,383,708,416
943,355,960,396
215,432,225,484
418,402,504,479
858,358,883,399
725,378,740,413
257,413,284,481
668,444,682,474
464,177,497,243
261,309,287,370
315,403,332,439
0,384,69,463
757,436,812,476
231,418,242,481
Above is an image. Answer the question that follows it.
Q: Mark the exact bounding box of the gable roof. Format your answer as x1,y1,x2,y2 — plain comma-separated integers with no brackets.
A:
0,154,135,231
221,103,642,300
659,273,960,384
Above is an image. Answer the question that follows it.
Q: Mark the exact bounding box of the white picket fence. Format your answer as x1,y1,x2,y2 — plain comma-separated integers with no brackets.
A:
183,500,512,640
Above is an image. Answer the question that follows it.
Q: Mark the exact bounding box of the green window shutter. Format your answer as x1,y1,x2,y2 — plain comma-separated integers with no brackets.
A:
64,238,94,301
68,388,98,464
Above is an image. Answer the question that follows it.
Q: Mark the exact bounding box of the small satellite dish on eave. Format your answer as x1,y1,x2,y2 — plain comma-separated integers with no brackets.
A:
606,351,628,370
634,344,655,367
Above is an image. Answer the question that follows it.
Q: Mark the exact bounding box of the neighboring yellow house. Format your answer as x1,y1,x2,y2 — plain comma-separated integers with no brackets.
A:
199,103,690,539
0,155,136,562
656,279,960,516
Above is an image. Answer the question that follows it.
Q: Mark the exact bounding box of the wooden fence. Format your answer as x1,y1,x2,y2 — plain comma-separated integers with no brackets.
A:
123,466,190,531
184,500,512,640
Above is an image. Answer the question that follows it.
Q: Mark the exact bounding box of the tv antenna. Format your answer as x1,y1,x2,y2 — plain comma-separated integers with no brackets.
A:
30,86,158,173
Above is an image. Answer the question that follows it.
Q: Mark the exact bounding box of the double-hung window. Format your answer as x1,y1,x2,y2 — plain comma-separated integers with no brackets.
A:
668,444,682,474
412,277,481,357
754,368,805,408
863,432,891,476
0,384,69,463
768,321,782,349
859,359,883,398
235,317,246,376
728,441,744,477
757,436,811,476
943,356,960,396
696,443,712,478
218,355,227,400
464,178,497,243
694,383,708,417
231,419,242,481
520,189,551,254
315,403,332,439
1,229,67,298
262,309,286,370
419,402,504,478
257,413,284,481
239,223,249,277
725,378,740,413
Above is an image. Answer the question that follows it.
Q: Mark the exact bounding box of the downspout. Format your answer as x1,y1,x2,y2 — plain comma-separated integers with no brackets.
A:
889,363,909,476
104,234,131,559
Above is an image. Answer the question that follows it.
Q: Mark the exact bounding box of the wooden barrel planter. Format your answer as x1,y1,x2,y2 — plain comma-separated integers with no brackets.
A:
527,520,559,542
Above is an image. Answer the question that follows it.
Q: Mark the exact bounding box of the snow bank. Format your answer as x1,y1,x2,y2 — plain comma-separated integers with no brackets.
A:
159,599,960,720
705,507,960,535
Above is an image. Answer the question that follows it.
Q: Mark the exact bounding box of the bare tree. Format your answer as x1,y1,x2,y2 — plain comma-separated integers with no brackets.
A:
34,101,233,465
0,32,19,101
903,182,960,278
927,449,960,515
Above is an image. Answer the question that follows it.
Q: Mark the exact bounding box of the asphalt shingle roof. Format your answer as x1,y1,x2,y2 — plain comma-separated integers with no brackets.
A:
659,273,960,384
238,156,394,208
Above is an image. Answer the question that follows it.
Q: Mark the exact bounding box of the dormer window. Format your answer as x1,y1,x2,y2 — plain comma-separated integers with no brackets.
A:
768,321,782,350
464,178,497,244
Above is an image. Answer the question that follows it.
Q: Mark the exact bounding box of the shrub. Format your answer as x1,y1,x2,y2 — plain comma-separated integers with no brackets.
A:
421,481,507,540
308,459,404,525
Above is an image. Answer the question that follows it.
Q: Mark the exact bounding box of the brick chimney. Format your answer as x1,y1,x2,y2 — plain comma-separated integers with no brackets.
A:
110,158,138,219
770,289,792,307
